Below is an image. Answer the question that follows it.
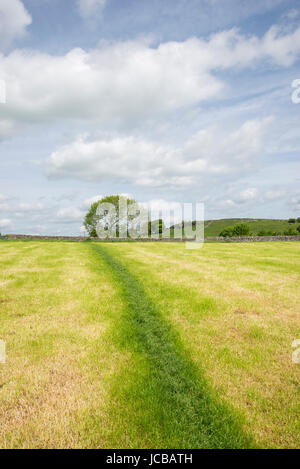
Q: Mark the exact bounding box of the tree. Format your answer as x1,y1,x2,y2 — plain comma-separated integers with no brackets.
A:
288,218,296,224
83,195,139,238
148,219,165,237
219,227,234,238
232,223,251,236
297,225,300,234
284,227,298,235
219,223,251,237
258,230,280,237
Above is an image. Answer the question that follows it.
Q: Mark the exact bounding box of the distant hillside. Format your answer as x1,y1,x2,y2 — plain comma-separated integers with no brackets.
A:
166,218,300,237
204,218,299,236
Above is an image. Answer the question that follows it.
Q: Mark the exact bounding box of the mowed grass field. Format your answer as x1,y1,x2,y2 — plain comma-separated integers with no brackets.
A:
0,241,299,448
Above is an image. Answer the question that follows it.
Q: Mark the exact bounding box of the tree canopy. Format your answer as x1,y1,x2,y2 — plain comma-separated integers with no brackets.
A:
219,223,251,237
83,195,138,238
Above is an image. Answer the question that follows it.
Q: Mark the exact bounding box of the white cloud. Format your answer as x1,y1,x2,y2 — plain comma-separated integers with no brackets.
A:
217,188,260,209
265,190,285,200
0,119,15,138
211,185,293,213
290,194,300,211
0,39,221,126
18,202,44,212
237,188,259,202
54,195,105,227
0,218,12,230
47,134,177,186
47,117,272,187
56,207,85,222
1,26,300,131
0,202,10,211
0,0,31,51
0,194,15,212
78,0,106,18
285,9,299,20
80,195,103,209
0,194,8,202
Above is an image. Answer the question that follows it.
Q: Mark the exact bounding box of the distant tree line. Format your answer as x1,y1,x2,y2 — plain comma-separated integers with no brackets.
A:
219,221,300,237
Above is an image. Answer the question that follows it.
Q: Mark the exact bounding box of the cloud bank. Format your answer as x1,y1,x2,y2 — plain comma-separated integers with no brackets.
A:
47,117,273,187
0,0,31,51
1,25,300,134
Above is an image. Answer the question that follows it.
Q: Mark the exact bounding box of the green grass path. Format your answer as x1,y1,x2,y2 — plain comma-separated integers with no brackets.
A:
91,244,255,448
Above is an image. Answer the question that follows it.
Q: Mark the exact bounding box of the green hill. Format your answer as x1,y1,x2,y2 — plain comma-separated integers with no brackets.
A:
204,218,299,236
165,218,300,237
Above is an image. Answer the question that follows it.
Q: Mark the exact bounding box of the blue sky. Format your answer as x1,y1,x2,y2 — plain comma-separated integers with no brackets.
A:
0,0,300,235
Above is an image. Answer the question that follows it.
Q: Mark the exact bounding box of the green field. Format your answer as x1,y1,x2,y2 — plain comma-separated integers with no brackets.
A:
203,218,300,237
0,241,299,448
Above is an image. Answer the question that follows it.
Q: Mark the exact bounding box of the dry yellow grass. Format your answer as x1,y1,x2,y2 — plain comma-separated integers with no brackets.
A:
0,240,299,448
0,241,126,448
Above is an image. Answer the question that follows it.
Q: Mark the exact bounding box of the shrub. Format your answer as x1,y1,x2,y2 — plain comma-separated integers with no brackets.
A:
297,225,300,234
219,223,251,238
219,223,251,237
257,230,276,236
284,227,298,236
219,227,234,238
232,223,251,236
258,230,282,237
288,218,296,224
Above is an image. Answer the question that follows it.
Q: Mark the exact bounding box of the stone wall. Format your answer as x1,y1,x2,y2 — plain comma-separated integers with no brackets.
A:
5,234,300,242
6,234,86,241
205,235,300,242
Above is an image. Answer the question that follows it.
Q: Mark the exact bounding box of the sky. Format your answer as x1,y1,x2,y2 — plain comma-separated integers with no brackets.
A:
0,0,300,235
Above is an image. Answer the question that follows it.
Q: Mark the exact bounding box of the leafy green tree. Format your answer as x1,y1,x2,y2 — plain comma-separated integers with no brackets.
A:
257,230,267,236
148,219,165,237
258,230,278,236
284,227,298,235
169,225,175,238
297,225,300,234
220,223,251,237
288,218,296,224
219,227,234,238
83,195,138,237
232,223,251,236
